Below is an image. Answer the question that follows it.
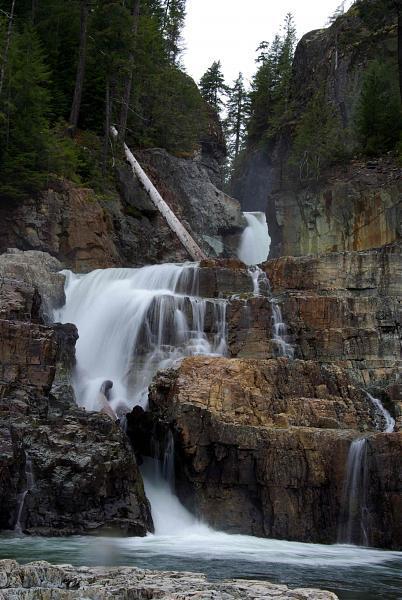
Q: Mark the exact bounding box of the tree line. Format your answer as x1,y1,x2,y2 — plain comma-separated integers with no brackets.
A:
199,0,402,184
0,0,205,200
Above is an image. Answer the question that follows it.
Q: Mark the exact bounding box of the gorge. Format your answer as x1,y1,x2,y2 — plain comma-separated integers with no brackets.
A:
0,0,401,598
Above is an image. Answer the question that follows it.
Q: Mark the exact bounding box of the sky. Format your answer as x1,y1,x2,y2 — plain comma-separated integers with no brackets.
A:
183,0,354,85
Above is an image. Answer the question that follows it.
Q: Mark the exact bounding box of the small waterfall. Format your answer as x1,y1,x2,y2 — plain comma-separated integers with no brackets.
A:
56,263,228,415
338,439,370,546
142,431,209,536
338,395,395,545
271,302,294,359
366,392,395,433
238,212,271,266
248,267,294,359
14,453,34,534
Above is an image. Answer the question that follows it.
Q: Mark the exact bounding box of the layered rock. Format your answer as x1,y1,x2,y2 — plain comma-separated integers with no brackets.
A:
130,356,401,548
264,243,402,390
0,560,338,599
0,251,153,536
231,4,401,258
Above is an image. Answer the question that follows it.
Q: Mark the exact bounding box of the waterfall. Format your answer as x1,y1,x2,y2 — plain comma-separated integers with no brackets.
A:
338,395,395,545
14,452,35,534
337,439,370,546
238,212,271,266
366,392,395,433
249,266,294,359
56,263,227,415
271,302,295,359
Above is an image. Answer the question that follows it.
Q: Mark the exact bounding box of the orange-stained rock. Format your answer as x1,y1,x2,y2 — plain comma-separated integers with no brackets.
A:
128,356,402,548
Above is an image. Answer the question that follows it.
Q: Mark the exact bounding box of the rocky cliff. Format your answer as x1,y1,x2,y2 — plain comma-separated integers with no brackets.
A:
0,145,244,272
0,250,153,535
130,356,401,548
264,242,402,393
127,243,401,549
232,3,401,257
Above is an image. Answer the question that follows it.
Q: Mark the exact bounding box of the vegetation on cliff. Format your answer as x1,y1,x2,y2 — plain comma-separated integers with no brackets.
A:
0,0,207,200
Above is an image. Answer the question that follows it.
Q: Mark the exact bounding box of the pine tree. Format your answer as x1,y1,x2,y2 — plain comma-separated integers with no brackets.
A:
199,60,227,112
163,0,186,64
91,0,135,171
0,26,76,198
246,14,296,146
225,72,249,163
68,0,90,135
355,60,402,155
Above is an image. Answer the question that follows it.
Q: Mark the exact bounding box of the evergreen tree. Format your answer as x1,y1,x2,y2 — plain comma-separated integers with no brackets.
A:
163,0,186,64
199,60,227,112
225,72,249,164
290,88,347,181
91,0,135,171
246,14,296,146
355,60,402,155
0,26,77,198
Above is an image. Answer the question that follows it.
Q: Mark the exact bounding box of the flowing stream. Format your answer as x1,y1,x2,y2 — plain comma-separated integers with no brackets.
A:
6,261,397,599
238,212,271,266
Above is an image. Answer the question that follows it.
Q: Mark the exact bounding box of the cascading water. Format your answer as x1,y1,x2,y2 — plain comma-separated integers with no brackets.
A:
14,453,35,534
338,394,395,545
366,392,395,433
238,212,271,266
249,266,294,358
337,439,370,546
271,302,295,359
56,262,227,535
56,263,227,416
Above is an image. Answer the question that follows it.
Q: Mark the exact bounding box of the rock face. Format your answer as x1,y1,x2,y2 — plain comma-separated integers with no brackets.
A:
131,356,401,548
231,5,401,258
0,148,244,272
269,159,401,258
264,242,402,390
0,251,153,536
0,561,339,600
139,149,245,257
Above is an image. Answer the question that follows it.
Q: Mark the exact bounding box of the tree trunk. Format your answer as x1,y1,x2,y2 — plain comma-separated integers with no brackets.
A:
103,78,111,174
121,134,207,261
0,0,17,98
68,0,89,135
118,0,140,144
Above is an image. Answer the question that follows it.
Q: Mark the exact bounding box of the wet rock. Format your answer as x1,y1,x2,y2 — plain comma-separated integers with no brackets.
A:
0,249,65,320
0,560,339,599
263,243,402,388
0,261,153,536
134,356,401,548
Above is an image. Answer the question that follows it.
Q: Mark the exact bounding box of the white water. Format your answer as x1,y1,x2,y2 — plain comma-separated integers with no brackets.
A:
238,212,271,266
366,392,395,433
249,266,294,358
338,438,369,545
271,301,295,359
338,394,395,545
56,264,227,415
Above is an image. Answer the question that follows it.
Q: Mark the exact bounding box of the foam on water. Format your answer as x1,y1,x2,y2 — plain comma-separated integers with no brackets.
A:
238,212,271,266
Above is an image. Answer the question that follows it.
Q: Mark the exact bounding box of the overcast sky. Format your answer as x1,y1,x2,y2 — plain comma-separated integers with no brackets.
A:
183,0,354,85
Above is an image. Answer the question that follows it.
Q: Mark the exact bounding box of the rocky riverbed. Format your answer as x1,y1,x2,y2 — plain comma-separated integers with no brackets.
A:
0,560,338,599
